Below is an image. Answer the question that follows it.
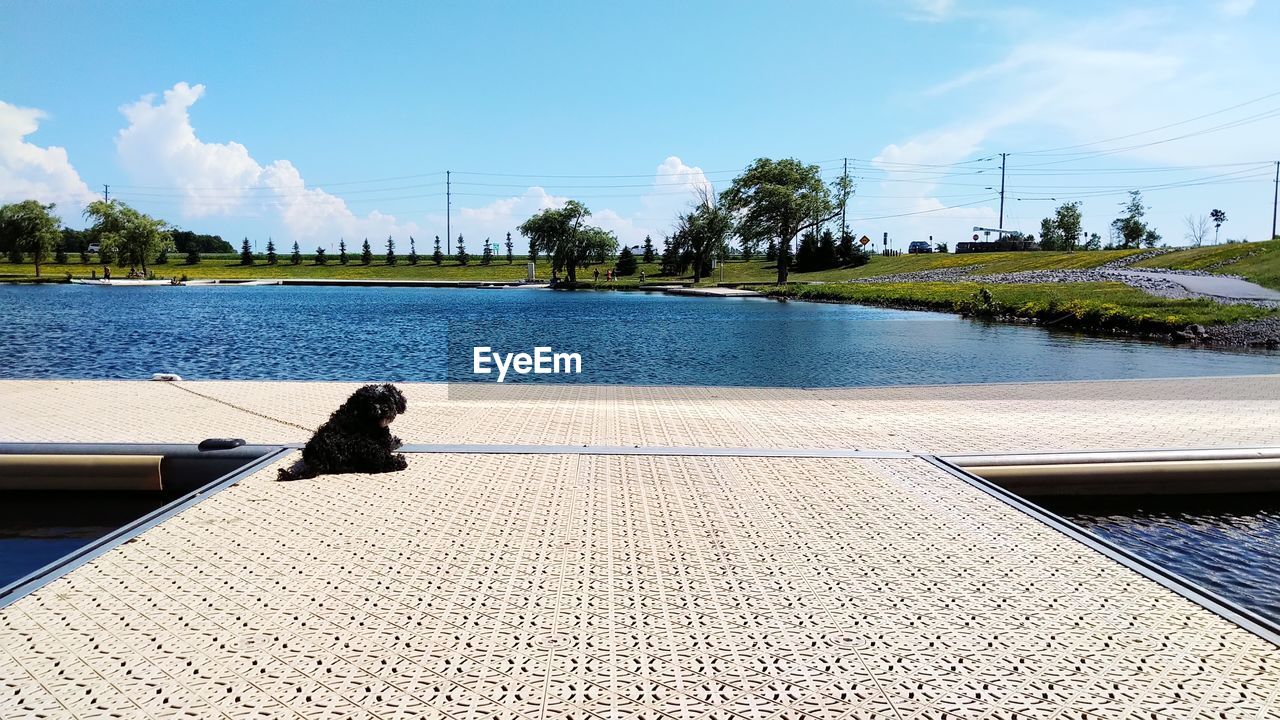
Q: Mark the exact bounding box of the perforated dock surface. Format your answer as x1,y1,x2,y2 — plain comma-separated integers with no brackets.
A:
2,378,1279,718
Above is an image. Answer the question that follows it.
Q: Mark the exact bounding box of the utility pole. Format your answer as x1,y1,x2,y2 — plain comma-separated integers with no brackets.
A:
841,157,849,240
102,184,109,203
998,153,1008,230
1272,160,1278,240
446,171,452,256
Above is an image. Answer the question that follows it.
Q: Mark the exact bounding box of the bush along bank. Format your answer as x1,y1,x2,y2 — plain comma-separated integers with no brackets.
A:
758,281,1276,344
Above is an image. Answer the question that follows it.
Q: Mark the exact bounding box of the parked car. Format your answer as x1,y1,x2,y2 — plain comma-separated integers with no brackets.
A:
87,243,101,254
908,241,933,254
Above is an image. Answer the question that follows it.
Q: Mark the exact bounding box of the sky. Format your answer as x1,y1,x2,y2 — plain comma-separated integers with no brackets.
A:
2,0,1278,253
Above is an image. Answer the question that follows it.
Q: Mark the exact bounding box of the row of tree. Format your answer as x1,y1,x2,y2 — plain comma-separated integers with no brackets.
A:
0,199,236,275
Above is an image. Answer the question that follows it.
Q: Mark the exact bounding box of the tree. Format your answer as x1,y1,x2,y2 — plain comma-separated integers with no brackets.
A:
1184,215,1210,247
361,238,373,265
185,246,200,264
1038,201,1082,251
528,235,538,263
794,230,819,271
54,245,68,264
408,236,419,265
837,231,856,265
455,235,468,265
615,246,638,276
338,239,348,265
1083,233,1102,251
154,245,167,264
934,241,948,253
0,201,62,276
817,229,838,269
266,238,278,264
518,200,593,282
240,237,254,265
1110,191,1160,249
169,230,231,254
481,237,493,265
642,235,655,263
291,241,302,265
315,247,327,265
669,188,732,281
1039,217,1064,251
78,243,89,264
432,235,443,265
722,157,850,284
83,199,171,275
1210,208,1227,245
505,232,514,264
659,235,678,275
385,235,397,265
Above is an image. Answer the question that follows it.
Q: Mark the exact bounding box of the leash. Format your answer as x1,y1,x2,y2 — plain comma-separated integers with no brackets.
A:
164,382,315,434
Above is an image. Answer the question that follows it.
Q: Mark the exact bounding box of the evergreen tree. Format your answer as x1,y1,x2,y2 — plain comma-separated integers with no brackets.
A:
315,247,327,265
266,238,278,264
79,245,90,264
615,246,638,276
765,239,778,261
481,237,493,265
432,235,443,265
837,231,855,265
240,237,253,265
290,241,302,265
361,238,373,265
455,234,468,265
55,245,68,264
817,229,838,270
408,236,419,265
338,238,348,265
659,235,679,275
385,235,397,265
505,232,514,264
185,247,200,265
528,235,538,262
642,235,655,263
794,230,819,272
153,246,167,265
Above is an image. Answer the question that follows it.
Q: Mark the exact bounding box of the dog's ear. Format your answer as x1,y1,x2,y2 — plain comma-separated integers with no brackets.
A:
383,384,407,414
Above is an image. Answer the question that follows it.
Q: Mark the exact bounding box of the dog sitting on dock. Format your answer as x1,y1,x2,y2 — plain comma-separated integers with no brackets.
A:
277,384,409,480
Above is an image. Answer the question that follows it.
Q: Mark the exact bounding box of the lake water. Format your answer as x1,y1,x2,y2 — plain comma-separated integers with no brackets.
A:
1051,496,1280,625
0,284,1276,384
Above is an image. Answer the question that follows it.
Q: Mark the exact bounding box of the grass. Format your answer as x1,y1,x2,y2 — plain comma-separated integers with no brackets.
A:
1134,238,1280,290
759,281,1274,335
0,248,1147,285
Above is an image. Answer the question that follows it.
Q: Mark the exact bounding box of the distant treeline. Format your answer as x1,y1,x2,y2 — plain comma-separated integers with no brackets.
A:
58,228,233,254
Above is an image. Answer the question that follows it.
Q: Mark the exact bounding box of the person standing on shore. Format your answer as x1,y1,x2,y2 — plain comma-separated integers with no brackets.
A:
103,265,111,281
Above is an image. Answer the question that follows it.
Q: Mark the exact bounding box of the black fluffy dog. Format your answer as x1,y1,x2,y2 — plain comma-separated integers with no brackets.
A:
277,384,408,480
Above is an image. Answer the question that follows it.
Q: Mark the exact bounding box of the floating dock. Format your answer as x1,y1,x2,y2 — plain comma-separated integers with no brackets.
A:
1,376,1278,717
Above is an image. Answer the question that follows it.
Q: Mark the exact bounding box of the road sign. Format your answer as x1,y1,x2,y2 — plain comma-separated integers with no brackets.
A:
859,235,871,246
972,234,979,241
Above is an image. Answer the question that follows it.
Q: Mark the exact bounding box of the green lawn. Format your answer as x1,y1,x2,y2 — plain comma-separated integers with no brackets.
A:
760,281,1274,335
1134,239,1280,290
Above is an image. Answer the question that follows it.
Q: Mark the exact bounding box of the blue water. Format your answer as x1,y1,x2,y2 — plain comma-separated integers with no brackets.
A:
0,284,1275,384
1057,498,1280,626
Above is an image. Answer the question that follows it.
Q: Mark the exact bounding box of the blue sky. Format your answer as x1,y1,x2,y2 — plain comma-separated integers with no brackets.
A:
2,0,1278,251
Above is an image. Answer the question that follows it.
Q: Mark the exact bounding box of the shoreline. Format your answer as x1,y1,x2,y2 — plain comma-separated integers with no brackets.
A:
4,272,1277,349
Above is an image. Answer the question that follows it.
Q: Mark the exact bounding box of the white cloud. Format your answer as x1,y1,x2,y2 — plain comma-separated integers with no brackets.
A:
1219,0,1255,17
860,7,1280,248
0,101,95,211
435,156,713,251
114,82,418,246
901,0,955,22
